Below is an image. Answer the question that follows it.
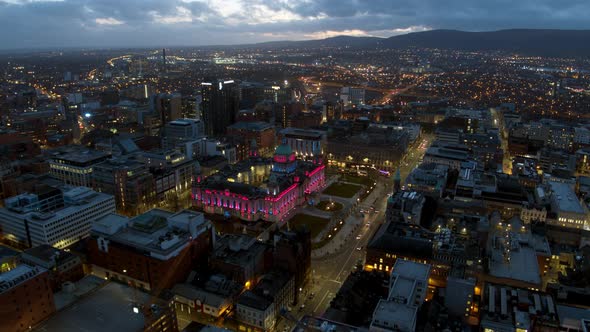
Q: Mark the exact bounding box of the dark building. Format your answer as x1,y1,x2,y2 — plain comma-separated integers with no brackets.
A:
100,89,120,106
271,229,312,300
201,79,239,136
152,93,182,125
0,264,56,332
21,244,84,291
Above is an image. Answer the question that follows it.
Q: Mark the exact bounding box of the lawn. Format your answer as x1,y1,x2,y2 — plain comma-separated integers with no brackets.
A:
288,213,331,239
316,200,344,212
323,182,361,198
340,174,375,187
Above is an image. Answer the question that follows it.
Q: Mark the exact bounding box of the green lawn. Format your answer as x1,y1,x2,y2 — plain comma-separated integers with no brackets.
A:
316,200,344,212
288,214,331,239
340,174,375,187
323,182,361,198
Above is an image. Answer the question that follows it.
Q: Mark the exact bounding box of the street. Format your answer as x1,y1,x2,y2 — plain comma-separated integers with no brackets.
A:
276,133,434,331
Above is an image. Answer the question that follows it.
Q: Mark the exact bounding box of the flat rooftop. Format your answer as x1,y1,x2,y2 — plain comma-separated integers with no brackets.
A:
35,282,151,332
425,146,469,161
371,299,417,331
50,147,110,164
280,127,325,139
392,259,430,283
488,233,541,285
549,181,586,214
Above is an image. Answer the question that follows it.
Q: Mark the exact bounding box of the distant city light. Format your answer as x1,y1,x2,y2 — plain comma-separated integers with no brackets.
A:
84,113,91,118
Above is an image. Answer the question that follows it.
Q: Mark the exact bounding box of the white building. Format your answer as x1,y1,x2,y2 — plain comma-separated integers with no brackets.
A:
236,271,294,331
549,181,589,230
279,127,326,157
370,260,431,332
0,186,115,249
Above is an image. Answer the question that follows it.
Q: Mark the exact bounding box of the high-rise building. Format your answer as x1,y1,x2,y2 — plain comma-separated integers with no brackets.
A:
152,93,182,124
201,79,239,136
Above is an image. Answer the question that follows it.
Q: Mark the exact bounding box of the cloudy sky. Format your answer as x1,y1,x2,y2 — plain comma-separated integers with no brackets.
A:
1,0,589,49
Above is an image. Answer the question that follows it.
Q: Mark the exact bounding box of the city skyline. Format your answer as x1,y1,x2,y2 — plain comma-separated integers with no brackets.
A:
1,0,590,50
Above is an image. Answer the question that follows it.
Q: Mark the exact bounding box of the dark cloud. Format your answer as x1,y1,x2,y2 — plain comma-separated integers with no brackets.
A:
0,0,589,49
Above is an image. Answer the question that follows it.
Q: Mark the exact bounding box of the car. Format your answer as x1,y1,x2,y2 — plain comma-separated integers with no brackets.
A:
356,246,362,251
356,235,362,240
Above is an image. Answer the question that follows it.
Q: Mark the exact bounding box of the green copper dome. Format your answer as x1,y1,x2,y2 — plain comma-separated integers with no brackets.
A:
274,143,293,156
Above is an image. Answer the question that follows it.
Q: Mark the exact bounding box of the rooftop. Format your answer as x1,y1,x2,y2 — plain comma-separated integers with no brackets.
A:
35,282,151,332
1,186,113,224
549,181,586,214
371,299,418,332
49,146,110,165
22,244,77,265
213,234,267,268
0,264,46,294
391,259,431,284
92,209,209,260
482,283,559,330
487,222,542,286
280,127,325,139
0,245,19,260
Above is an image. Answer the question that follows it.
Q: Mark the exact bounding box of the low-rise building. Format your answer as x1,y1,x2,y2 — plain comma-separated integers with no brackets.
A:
236,270,295,331
21,244,84,291
481,283,559,332
549,181,589,230
423,144,470,169
385,191,425,225
370,260,430,332
227,121,276,157
0,186,115,249
93,156,157,216
210,234,268,285
405,163,448,197
194,142,325,222
87,209,214,291
279,127,326,158
0,264,55,332
48,146,111,187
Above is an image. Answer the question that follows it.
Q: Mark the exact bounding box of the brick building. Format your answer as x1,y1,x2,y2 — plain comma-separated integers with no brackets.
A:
0,264,55,332
87,209,214,291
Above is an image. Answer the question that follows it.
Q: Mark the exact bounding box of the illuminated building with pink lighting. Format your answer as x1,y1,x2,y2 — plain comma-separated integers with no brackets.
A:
193,141,325,222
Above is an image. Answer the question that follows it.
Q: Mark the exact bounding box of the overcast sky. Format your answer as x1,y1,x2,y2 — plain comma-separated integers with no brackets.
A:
1,0,589,49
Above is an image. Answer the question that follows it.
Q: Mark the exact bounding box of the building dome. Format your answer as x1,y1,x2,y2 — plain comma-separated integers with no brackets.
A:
274,143,293,157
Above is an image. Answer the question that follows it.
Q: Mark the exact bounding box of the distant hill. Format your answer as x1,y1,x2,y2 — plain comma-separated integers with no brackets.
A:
242,29,590,57
254,35,382,49
379,29,590,57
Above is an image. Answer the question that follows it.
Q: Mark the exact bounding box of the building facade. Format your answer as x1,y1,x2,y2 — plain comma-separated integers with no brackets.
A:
0,264,55,332
87,209,214,291
0,186,115,249
193,142,325,222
